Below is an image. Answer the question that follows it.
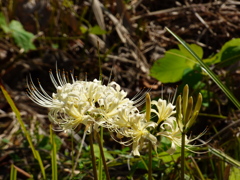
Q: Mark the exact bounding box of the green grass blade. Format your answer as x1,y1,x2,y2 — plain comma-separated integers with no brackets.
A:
209,146,240,168
165,27,240,110
10,164,17,180
50,125,58,180
0,85,46,179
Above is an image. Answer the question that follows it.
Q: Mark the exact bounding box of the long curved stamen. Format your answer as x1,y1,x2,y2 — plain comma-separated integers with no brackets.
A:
49,69,59,88
132,88,152,107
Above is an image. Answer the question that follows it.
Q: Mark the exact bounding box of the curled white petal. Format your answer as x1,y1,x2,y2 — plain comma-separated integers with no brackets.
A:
151,99,176,124
157,117,206,154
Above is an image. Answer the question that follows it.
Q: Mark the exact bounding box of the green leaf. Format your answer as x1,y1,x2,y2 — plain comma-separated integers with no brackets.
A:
9,20,36,51
89,25,107,35
178,43,203,65
150,43,203,83
204,38,240,66
0,12,10,33
150,49,193,83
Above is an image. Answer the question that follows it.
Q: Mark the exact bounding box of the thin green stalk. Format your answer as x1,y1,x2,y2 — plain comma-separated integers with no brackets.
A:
146,93,152,180
148,141,152,180
98,128,103,180
166,27,240,110
181,131,186,180
71,130,87,179
10,164,17,180
50,125,58,180
96,132,111,180
190,156,205,180
90,132,98,180
71,131,74,177
208,151,218,180
209,146,240,168
198,113,227,119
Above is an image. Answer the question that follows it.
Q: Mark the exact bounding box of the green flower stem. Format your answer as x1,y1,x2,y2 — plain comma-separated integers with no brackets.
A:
166,27,240,110
98,128,103,180
50,125,58,180
181,130,186,180
89,132,98,180
10,164,17,180
146,93,152,180
96,132,111,180
148,141,152,180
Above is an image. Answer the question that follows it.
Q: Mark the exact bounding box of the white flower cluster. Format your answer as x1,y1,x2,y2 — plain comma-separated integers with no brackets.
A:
27,68,203,156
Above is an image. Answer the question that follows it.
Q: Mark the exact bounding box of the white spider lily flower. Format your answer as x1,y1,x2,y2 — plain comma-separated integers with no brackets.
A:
27,67,158,156
157,117,205,155
105,107,139,129
108,111,157,156
130,116,157,156
27,69,137,132
151,98,176,124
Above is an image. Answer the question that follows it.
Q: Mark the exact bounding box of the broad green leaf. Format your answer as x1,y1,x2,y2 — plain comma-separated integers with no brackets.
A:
0,12,10,33
9,20,36,51
150,43,202,83
178,43,203,66
150,49,193,83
